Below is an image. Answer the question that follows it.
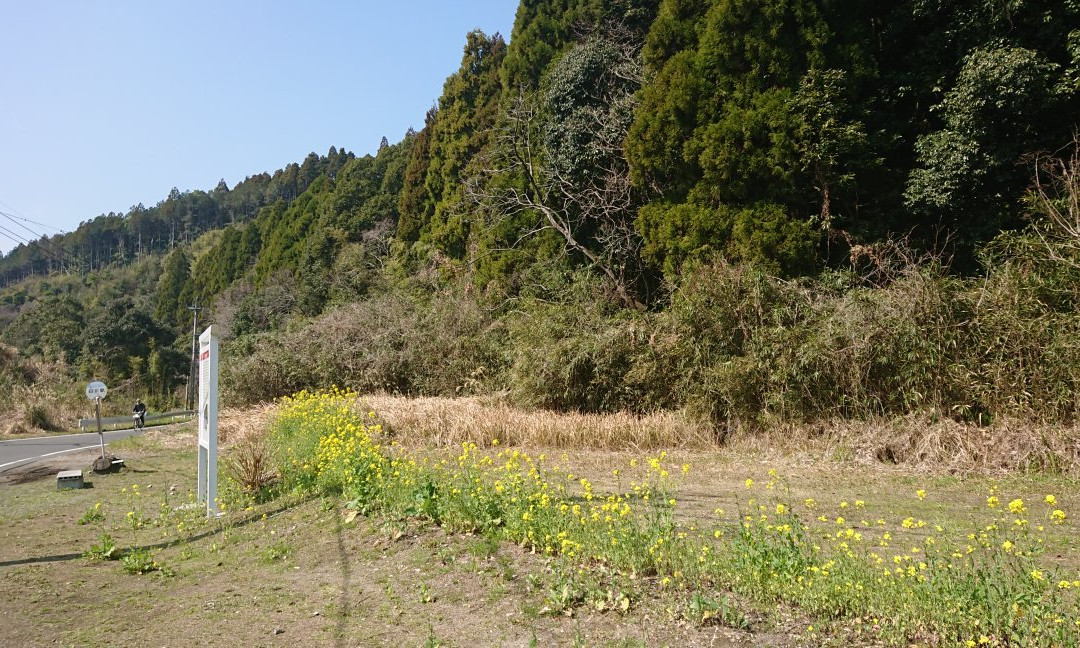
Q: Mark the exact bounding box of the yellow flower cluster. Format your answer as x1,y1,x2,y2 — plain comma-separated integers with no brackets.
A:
272,389,698,580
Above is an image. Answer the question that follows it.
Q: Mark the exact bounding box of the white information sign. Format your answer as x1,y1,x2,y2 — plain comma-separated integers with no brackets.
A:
85,381,108,400
197,325,219,516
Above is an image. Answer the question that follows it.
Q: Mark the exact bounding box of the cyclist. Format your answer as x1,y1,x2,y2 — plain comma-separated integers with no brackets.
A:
132,399,147,429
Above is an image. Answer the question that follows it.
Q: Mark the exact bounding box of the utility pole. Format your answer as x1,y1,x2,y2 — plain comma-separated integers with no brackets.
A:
186,302,202,411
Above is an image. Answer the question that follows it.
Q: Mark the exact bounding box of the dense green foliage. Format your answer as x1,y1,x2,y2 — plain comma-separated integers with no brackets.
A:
2,0,1079,427
628,0,1079,275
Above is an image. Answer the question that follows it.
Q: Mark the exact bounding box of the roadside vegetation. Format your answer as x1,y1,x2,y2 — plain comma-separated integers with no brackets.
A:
224,229,1080,437
0,342,82,434
251,389,1080,646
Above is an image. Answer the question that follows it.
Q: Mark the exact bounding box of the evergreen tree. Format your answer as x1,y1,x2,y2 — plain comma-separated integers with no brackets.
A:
397,108,438,243
154,248,192,329
421,30,508,258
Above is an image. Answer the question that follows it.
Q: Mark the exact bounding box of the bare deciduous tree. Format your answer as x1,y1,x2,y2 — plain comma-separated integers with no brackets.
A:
1031,137,1080,263
466,30,648,307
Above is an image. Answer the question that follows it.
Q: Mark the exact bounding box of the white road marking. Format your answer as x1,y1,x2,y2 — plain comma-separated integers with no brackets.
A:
0,445,100,470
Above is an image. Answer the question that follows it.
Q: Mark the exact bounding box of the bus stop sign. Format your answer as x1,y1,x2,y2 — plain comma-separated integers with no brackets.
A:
85,381,107,400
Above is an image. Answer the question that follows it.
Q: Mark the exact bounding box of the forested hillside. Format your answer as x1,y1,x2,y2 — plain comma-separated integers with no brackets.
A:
3,0,1079,432
0,149,354,286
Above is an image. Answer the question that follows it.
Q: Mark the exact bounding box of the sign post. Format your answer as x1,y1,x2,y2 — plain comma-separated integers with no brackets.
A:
197,325,220,517
84,381,108,469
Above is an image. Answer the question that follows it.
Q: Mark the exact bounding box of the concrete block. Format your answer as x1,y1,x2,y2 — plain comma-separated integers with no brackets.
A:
57,470,84,490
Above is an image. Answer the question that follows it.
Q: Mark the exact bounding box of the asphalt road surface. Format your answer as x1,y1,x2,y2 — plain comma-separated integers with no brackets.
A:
0,428,144,474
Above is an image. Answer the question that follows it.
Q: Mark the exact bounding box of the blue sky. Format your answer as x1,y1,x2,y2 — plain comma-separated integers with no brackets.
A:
0,1,519,253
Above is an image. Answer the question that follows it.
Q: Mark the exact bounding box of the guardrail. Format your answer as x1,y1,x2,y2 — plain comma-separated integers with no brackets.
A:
78,410,195,431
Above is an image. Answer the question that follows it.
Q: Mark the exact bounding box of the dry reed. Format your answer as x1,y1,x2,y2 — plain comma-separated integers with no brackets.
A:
218,403,278,446
726,414,1080,475
363,393,714,451
141,403,279,450
363,394,1080,474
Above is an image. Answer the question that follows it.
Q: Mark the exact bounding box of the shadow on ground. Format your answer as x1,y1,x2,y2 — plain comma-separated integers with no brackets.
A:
0,496,315,569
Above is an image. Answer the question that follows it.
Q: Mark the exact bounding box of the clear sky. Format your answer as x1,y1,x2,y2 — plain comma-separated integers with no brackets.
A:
0,0,519,253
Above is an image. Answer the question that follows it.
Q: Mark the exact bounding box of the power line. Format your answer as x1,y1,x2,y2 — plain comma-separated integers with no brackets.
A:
0,209,54,242
2,223,74,266
0,222,70,269
0,228,26,250
0,222,31,247
0,209,80,268
0,201,61,232
0,229,52,278
0,230,67,283
0,206,78,283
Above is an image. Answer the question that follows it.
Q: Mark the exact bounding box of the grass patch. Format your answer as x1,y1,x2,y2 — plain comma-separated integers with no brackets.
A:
260,540,292,563
7,393,1080,647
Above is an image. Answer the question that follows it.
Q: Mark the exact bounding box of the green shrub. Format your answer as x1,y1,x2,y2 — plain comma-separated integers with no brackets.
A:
26,403,55,430
506,298,640,412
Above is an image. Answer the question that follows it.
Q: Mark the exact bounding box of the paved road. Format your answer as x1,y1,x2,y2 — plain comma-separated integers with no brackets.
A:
0,428,144,473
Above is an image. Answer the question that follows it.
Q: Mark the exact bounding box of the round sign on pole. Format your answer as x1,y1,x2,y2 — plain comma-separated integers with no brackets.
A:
85,381,108,400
